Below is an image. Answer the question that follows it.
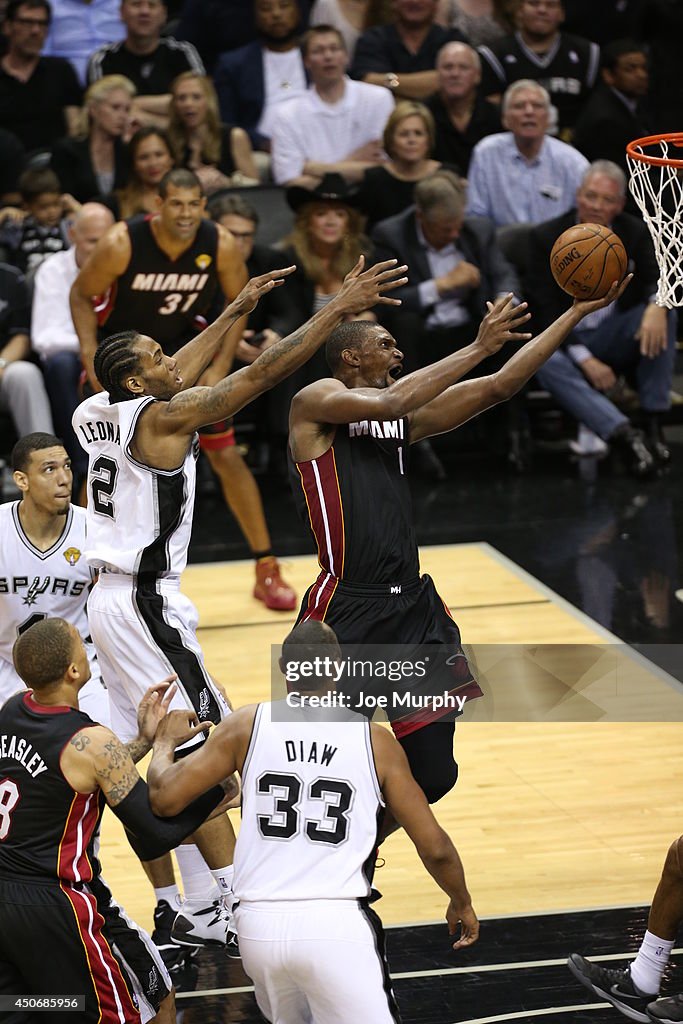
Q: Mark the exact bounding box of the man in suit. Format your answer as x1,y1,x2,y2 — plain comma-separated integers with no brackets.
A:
371,170,520,371
526,160,675,477
213,0,308,155
573,40,651,173
371,170,521,477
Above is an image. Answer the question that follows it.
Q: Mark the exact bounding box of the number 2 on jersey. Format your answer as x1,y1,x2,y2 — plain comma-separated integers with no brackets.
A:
256,771,354,846
90,455,119,519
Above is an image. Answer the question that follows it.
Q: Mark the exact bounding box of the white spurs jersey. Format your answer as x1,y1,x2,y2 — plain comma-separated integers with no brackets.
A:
233,700,385,902
0,502,95,699
73,391,197,576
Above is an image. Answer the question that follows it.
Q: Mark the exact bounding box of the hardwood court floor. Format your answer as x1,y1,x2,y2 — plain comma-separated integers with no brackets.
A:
175,907,683,1023
99,543,683,938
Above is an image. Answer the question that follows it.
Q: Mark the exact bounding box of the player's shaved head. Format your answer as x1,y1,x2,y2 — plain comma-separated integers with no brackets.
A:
158,167,203,198
11,432,64,472
13,618,76,688
326,320,380,372
280,621,342,690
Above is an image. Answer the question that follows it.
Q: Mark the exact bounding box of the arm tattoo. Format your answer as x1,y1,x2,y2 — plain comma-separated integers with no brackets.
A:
125,736,151,764
70,733,91,752
167,322,321,429
94,738,140,807
255,325,309,371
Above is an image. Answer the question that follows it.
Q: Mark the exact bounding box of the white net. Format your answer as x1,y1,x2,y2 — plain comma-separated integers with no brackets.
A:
627,136,683,308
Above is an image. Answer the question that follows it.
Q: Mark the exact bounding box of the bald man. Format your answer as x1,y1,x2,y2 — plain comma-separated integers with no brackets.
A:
426,41,501,174
31,202,115,488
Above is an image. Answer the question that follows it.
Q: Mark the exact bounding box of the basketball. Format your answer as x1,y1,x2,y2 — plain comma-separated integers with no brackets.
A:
549,223,627,300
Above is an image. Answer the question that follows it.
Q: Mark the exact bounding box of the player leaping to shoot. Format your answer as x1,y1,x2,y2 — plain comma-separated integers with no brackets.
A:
287,275,632,831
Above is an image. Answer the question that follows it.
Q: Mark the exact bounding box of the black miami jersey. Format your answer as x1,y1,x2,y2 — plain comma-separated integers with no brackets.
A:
0,692,172,1022
478,31,600,134
289,417,419,586
0,691,102,881
98,214,221,354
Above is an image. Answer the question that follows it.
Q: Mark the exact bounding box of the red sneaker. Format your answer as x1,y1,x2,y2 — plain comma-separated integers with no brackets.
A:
253,557,297,611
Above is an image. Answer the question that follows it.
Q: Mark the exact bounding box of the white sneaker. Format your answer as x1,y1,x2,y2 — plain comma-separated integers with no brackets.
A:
171,897,230,947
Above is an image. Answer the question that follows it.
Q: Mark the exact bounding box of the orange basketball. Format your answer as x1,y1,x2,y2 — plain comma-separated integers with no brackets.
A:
549,223,627,300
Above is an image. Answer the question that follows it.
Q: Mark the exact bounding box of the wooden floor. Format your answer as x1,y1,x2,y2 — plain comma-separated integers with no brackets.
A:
99,544,683,934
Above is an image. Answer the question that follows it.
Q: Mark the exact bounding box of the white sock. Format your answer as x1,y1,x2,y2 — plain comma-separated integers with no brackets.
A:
210,865,234,900
174,844,218,902
153,884,181,908
630,931,675,995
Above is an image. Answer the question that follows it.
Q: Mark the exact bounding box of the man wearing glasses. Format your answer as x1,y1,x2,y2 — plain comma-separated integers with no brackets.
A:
0,0,83,151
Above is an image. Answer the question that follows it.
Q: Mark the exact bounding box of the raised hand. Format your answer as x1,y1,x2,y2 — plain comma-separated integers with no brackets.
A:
336,256,409,314
137,675,178,743
154,708,212,750
229,265,297,318
573,274,632,317
475,294,532,356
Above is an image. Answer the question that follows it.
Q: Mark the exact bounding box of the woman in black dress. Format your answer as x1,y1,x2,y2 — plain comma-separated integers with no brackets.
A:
356,101,459,230
50,75,133,203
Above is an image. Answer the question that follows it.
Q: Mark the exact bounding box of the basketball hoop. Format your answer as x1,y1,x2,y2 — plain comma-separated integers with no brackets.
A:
626,133,683,308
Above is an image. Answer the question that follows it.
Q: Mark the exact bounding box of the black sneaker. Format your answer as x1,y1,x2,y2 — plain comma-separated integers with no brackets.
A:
152,900,199,994
644,417,672,465
567,953,655,1023
610,426,657,479
648,993,683,1023
152,899,181,963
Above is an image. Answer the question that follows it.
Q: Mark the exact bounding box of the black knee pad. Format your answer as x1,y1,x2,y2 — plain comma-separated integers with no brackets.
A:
398,720,458,803
418,759,459,804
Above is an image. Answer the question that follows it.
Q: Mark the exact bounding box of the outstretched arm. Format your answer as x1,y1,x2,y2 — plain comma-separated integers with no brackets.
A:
147,707,257,816
410,277,632,443
289,295,531,440
171,261,289,391
62,722,226,860
372,725,479,950
148,257,407,438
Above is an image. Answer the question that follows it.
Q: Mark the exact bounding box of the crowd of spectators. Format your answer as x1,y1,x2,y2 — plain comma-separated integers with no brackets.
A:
0,0,681,491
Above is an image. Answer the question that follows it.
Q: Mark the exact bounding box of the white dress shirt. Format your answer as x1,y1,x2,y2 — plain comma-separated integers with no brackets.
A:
270,77,395,184
31,247,79,360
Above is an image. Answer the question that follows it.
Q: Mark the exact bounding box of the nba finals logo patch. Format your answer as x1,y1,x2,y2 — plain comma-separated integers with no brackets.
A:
195,254,212,270
64,547,81,566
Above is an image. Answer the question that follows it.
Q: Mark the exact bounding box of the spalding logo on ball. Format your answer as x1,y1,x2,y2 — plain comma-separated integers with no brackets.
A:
550,223,627,300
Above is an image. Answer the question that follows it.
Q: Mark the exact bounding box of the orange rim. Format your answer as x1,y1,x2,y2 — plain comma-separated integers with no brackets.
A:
626,133,683,168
